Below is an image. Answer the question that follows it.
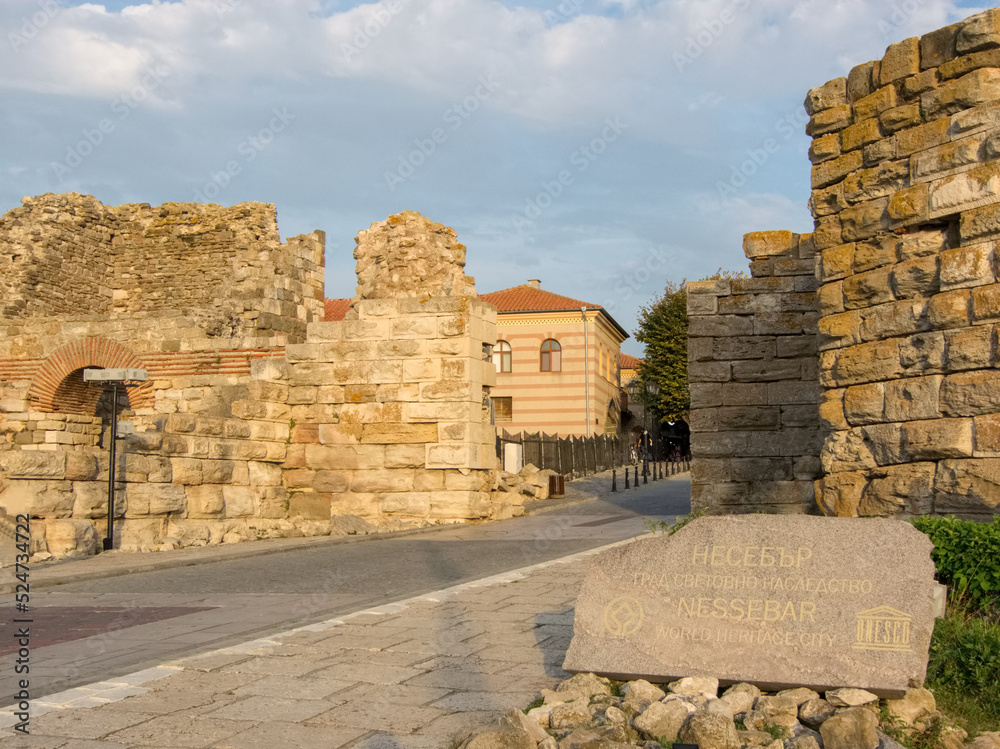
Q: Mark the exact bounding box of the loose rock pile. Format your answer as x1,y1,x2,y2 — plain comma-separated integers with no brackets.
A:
457,673,999,749
492,464,560,517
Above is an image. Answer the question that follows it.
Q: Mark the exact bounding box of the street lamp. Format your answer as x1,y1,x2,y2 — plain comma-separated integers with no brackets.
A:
642,380,660,481
83,368,148,551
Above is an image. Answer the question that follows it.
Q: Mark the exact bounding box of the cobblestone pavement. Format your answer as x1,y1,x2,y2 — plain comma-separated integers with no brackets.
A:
0,470,689,747
0,542,615,748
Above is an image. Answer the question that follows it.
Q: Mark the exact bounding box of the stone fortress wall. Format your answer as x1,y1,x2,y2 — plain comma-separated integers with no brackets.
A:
0,195,499,557
690,9,1000,520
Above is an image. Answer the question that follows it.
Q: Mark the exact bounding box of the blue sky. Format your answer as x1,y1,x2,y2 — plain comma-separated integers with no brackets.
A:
0,0,991,355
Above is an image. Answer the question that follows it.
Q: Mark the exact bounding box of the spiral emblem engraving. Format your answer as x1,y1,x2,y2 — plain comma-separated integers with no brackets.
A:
603,596,644,637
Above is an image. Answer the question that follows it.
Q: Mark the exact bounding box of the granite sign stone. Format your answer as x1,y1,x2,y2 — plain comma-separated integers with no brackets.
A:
563,515,941,697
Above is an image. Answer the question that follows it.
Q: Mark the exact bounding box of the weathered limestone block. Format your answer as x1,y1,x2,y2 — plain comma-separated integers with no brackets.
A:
126,484,186,516
899,331,946,374
804,77,847,115
859,300,928,341
944,325,992,370
288,492,330,520
45,518,98,556
1,479,74,517
892,255,940,299
0,451,65,479
821,429,877,473
956,8,1000,54
861,462,936,516
72,482,124,518
940,243,995,289
883,375,943,422
186,485,225,518
807,105,852,137
743,231,798,259
222,486,254,517
927,288,972,328
901,417,974,460
930,162,1000,217
972,282,1000,320
940,370,1000,415
844,383,884,425
935,458,1000,511
816,470,868,516
361,422,438,444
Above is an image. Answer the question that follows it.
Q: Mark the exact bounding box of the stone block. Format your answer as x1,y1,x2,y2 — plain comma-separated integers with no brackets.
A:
821,428,878,473
127,483,186,516
776,334,817,358
930,161,1000,218
811,182,848,215
721,382,767,406
928,289,972,328
351,469,415,493
689,431,748,457
361,422,438,444
902,417,974,460
379,491,431,517
66,452,99,481
767,380,819,406
819,390,848,430
888,183,930,226
844,383,884,425
842,118,881,152
186,485,225,518
305,444,385,470
812,215,843,250
911,133,986,182
820,243,855,282
688,315,753,337
880,103,922,134
288,492,330,520
863,136,897,166
805,77,848,114
896,118,951,158
855,84,898,121
72,482,123,518
712,336,775,360
956,8,1000,54
934,458,1000,512
689,383,722,409
861,300,929,342
862,463,936,516
689,361,731,384
883,375,943,423
170,458,203,485
920,23,960,69
881,38,920,84
892,256,941,299
973,282,1000,321
840,198,890,241
45,518,98,556
0,451,65,479
754,311,818,336
960,202,1000,241
899,331,946,374
688,406,780,432
974,413,1000,453
940,370,1000,415
844,267,894,309
248,461,282,487
731,359,801,383
853,237,898,273
816,470,868,516
847,61,876,103
744,428,822,457
830,339,902,387
313,469,352,492
940,243,995,290
863,422,905,465
807,105,852,137
425,443,473,469
222,486,254,517
811,151,863,189
809,133,841,164
743,231,798,259
944,325,992,370
922,68,1000,120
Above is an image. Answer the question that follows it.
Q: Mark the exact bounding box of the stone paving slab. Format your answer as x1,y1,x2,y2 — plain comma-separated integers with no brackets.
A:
0,538,643,748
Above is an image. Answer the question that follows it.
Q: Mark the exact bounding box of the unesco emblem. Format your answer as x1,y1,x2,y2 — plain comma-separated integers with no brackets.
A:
603,596,644,637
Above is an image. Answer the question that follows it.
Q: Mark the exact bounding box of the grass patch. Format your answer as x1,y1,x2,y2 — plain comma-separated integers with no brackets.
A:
925,608,1000,736
523,696,544,714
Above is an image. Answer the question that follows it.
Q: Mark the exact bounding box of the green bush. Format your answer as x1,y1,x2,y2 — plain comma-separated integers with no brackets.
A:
926,610,1000,734
910,516,1000,613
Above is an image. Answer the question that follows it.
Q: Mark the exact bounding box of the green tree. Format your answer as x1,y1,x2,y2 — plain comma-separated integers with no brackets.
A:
635,270,746,423
634,282,689,422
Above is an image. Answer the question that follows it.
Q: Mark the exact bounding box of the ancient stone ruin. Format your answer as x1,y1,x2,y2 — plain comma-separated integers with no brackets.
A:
690,9,1000,520
0,196,498,557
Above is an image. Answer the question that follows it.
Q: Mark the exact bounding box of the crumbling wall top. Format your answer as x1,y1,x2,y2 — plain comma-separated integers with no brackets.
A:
353,211,477,302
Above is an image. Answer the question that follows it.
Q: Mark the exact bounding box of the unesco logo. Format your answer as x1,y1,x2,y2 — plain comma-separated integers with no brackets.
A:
603,596,644,637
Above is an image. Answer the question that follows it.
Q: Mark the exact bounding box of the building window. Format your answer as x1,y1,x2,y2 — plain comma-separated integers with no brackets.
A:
540,339,561,372
492,340,512,373
493,396,513,422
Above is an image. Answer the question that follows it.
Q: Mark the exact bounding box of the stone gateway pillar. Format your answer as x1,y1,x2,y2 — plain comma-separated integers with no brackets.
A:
283,211,499,531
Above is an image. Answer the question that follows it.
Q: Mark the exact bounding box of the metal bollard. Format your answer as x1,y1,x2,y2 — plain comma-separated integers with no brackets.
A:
624,468,629,489
633,465,639,488
612,469,617,492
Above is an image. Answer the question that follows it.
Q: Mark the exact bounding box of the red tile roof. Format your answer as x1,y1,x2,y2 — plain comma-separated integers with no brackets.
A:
620,353,643,369
324,298,351,321
479,285,600,312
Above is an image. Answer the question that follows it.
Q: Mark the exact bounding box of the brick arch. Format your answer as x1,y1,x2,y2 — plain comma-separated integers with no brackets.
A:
27,338,155,414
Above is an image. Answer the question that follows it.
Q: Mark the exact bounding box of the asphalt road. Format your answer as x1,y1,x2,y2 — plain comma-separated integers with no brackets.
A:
1,474,690,703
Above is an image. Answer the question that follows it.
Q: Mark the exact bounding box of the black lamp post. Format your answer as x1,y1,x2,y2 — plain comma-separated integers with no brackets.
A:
84,368,147,552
